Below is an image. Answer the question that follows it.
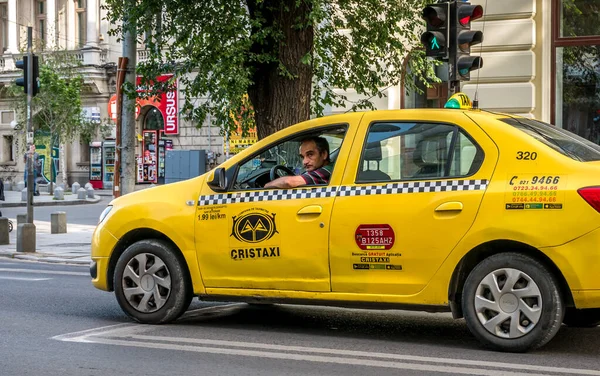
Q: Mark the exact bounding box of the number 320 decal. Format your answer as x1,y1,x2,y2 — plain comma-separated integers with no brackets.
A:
516,151,537,160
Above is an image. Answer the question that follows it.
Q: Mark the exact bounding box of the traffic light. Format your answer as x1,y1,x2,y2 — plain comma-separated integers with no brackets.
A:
15,55,39,96
421,2,450,59
450,1,484,81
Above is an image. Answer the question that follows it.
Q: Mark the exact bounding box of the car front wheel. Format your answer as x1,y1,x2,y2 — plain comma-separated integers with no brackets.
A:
114,239,192,324
462,252,564,352
563,308,600,328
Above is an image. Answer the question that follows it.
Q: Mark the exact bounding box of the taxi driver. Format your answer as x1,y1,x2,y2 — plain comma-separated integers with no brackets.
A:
265,136,332,189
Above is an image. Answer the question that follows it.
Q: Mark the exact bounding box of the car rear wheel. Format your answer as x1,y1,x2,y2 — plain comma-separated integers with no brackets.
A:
462,253,564,352
114,239,192,324
563,308,600,328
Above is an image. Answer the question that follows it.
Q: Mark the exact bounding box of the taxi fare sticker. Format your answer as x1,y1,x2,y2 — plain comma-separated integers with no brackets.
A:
198,205,227,221
504,174,567,210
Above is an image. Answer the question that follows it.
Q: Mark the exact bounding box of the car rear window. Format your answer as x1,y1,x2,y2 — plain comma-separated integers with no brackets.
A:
500,117,600,162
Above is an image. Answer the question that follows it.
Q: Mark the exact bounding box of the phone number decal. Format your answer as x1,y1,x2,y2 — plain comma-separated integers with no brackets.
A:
505,174,567,210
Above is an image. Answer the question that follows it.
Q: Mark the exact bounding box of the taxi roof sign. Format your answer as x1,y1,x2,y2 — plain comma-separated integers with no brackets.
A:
444,92,472,109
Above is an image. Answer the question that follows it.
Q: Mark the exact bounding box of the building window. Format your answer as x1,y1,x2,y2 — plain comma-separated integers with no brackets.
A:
552,0,600,144
36,0,46,46
2,135,14,163
1,4,7,54
75,0,86,48
80,139,90,163
0,111,14,125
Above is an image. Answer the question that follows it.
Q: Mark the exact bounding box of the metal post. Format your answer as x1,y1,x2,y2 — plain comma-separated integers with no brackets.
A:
26,26,34,224
113,57,127,198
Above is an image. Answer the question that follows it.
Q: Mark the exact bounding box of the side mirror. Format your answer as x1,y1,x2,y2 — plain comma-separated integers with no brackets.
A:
207,167,227,192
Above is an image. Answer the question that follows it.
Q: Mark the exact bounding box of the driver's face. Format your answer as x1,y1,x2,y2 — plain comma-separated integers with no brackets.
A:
299,140,327,172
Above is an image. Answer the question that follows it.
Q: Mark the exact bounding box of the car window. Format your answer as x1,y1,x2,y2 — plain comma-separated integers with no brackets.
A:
500,117,600,162
357,122,483,182
232,126,347,190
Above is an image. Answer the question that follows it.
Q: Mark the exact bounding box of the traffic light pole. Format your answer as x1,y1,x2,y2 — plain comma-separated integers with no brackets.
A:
26,26,34,224
448,80,460,97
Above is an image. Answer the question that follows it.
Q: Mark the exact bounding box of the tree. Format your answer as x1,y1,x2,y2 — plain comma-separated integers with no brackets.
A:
9,52,105,192
103,0,432,139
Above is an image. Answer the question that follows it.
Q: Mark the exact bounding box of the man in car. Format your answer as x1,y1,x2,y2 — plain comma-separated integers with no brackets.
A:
265,136,332,188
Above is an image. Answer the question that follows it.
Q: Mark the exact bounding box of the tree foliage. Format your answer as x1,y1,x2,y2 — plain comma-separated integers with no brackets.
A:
103,0,432,139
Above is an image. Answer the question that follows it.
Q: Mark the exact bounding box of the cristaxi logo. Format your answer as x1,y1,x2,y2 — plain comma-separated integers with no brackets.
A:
231,208,278,243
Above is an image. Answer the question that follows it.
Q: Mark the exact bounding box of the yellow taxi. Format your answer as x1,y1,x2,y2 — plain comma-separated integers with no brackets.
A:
91,93,600,353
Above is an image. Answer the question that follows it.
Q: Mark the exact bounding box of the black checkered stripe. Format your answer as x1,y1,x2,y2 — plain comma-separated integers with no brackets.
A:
337,179,488,197
198,179,488,206
198,186,339,206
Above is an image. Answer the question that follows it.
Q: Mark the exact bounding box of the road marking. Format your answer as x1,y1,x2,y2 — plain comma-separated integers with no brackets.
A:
56,336,546,376
0,268,88,276
0,276,52,281
52,317,600,376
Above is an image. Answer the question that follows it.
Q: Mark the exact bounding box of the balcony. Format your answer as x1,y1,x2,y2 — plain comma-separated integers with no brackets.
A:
0,48,108,73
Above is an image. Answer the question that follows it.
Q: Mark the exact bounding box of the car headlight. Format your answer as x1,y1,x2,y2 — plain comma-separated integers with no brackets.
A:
98,205,113,224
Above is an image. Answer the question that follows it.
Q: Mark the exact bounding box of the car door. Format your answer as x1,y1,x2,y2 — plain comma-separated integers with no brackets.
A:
329,111,498,296
195,120,359,292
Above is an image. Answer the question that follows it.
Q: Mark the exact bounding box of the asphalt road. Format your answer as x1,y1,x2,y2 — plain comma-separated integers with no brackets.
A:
0,198,111,226
0,260,599,376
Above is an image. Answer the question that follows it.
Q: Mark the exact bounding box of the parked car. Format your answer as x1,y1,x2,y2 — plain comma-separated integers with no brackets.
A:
91,93,600,352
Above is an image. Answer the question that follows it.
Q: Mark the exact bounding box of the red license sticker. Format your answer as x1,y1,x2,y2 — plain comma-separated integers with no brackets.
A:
355,224,395,250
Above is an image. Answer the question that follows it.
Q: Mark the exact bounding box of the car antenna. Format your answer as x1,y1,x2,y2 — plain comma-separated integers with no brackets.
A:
472,0,488,110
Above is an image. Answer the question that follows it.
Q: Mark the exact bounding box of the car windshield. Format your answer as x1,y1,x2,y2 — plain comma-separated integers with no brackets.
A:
500,117,600,162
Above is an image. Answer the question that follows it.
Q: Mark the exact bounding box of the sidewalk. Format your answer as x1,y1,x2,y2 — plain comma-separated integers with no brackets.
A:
0,188,109,208
0,217,94,266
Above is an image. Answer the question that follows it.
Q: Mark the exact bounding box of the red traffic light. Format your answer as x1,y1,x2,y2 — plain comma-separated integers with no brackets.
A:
422,5,447,27
458,4,483,26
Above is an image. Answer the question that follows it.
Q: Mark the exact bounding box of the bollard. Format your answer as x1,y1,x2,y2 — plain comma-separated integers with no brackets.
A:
16,214,27,226
4,181,12,191
84,182,93,190
0,218,9,245
16,181,25,191
71,182,80,194
17,223,36,253
54,187,64,200
21,188,27,202
87,187,95,199
77,187,87,199
51,212,67,234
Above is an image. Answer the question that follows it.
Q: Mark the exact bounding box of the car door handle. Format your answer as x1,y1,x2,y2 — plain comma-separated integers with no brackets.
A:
435,202,463,212
297,205,323,215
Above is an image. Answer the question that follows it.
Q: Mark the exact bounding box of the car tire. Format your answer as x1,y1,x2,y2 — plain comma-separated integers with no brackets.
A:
562,308,600,328
462,252,564,352
114,239,193,324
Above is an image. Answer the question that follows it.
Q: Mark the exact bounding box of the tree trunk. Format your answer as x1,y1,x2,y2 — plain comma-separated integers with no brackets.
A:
247,0,314,140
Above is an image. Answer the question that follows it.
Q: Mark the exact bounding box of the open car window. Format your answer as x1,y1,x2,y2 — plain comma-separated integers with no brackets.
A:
232,126,348,190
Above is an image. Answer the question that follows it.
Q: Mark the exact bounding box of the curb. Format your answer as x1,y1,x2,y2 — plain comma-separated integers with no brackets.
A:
0,197,102,208
0,251,91,266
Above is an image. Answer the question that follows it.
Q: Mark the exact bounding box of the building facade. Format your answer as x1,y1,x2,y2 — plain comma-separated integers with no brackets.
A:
0,0,597,188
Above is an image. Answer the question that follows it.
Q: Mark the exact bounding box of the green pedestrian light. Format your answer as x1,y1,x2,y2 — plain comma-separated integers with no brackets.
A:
420,3,449,59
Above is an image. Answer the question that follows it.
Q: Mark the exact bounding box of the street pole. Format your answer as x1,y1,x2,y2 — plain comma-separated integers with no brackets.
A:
113,57,127,198
120,0,137,195
17,26,36,253
26,26,34,224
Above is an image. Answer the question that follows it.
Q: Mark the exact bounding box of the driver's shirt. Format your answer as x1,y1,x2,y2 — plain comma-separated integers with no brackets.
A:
301,164,333,185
